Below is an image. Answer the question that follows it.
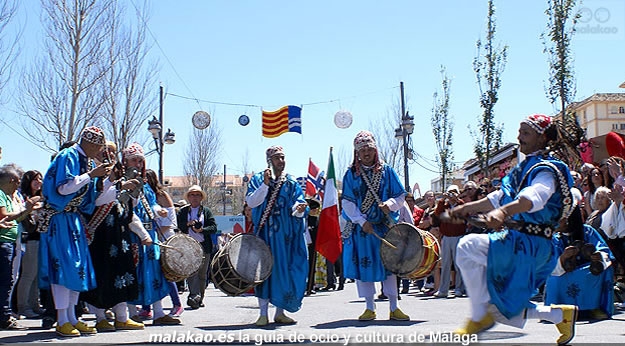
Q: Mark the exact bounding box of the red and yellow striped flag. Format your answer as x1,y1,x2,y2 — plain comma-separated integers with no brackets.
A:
262,105,302,138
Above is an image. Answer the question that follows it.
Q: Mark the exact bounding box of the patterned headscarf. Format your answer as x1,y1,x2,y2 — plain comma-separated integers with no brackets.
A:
80,126,106,145
521,114,552,135
353,130,377,151
122,142,144,160
351,130,382,174
266,145,284,160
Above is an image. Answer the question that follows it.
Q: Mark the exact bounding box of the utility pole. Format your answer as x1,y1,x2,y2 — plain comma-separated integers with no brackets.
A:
158,85,164,184
223,164,227,215
400,81,409,192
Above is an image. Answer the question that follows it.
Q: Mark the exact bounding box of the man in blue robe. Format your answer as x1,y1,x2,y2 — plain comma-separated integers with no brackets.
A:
121,143,179,326
246,145,308,326
450,115,578,345
40,126,112,337
545,208,614,320
341,130,410,322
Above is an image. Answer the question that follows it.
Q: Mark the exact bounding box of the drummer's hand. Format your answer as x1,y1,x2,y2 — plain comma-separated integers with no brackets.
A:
560,245,579,261
295,202,307,214
120,178,141,191
448,205,466,218
590,251,603,262
378,202,390,215
263,169,271,185
157,209,168,218
484,208,506,229
141,238,153,246
362,221,374,234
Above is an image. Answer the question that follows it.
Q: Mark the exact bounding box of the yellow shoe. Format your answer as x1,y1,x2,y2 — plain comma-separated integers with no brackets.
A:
274,314,296,324
114,318,145,330
553,305,578,345
255,316,269,327
74,321,97,335
55,322,80,337
358,309,376,321
95,320,115,332
454,313,495,335
389,308,410,321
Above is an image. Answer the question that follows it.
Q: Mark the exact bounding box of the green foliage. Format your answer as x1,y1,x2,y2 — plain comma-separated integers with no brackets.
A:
471,0,507,178
542,0,580,117
431,66,454,191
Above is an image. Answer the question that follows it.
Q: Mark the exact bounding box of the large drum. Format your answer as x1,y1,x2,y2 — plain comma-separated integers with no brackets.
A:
160,234,204,282
380,223,440,280
210,233,273,296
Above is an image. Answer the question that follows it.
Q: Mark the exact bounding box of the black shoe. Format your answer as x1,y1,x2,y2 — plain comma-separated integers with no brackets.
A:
320,285,335,291
187,295,200,310
336,284,344,291
377,293,388,300
199,302,205,308
398,295,402,300
2,318,27,330
42,316,55,329
401,288,409,294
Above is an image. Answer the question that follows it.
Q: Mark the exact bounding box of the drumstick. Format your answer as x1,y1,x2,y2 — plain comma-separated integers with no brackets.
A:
155,241,177,250
371,232,398,249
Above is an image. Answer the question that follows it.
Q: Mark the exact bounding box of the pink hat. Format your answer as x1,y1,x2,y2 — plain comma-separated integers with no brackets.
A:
80,126,106,145
521,114,552,135
354,130,377,151
122,142,145,160
266,145,284,160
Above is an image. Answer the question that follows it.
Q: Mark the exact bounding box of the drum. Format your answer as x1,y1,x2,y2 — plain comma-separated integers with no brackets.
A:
380,223,440,279
210,233,273,296
160,234,204,282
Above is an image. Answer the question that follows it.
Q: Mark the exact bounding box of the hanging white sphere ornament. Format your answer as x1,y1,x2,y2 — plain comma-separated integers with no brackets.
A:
334,110,353,129
192,111,211,129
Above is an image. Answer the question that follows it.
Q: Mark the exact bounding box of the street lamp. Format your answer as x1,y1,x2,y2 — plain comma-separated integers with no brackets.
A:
395,111,414,192
395,81,414,192
147,86,176,184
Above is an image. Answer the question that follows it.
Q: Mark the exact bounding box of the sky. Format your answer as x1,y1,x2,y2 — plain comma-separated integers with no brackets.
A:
1,0,625,195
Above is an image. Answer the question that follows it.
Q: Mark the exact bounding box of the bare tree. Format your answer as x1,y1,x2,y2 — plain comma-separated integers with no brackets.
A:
471,0,506,178
100,0,159,152
0,0,19,105
183,119,222,212
369,98,403,174
542,0,579,118
18,0,114,151
431,66,454,192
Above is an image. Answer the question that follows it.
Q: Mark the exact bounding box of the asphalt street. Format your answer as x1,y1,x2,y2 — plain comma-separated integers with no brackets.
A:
1,281,624,345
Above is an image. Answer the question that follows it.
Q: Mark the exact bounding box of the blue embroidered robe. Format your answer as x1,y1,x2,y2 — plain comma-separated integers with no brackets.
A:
248,172,308,313
128,183,169,306
487,154,573,318
39,146,98,292
341,164,405,282
545,225,614,317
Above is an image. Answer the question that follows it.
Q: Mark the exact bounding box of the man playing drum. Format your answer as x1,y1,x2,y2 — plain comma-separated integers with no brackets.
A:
121,143,180,326
341,130,410,321
246,146,308,326
449,114,578,345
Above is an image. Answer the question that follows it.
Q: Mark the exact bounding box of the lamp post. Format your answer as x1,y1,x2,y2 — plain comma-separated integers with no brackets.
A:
147,86,176,184
394,81,414,192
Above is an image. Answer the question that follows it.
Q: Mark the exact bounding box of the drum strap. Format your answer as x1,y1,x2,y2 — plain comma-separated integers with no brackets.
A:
139,193,155,220
86,202,115,245
359,168,383,214
258,174,286,233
